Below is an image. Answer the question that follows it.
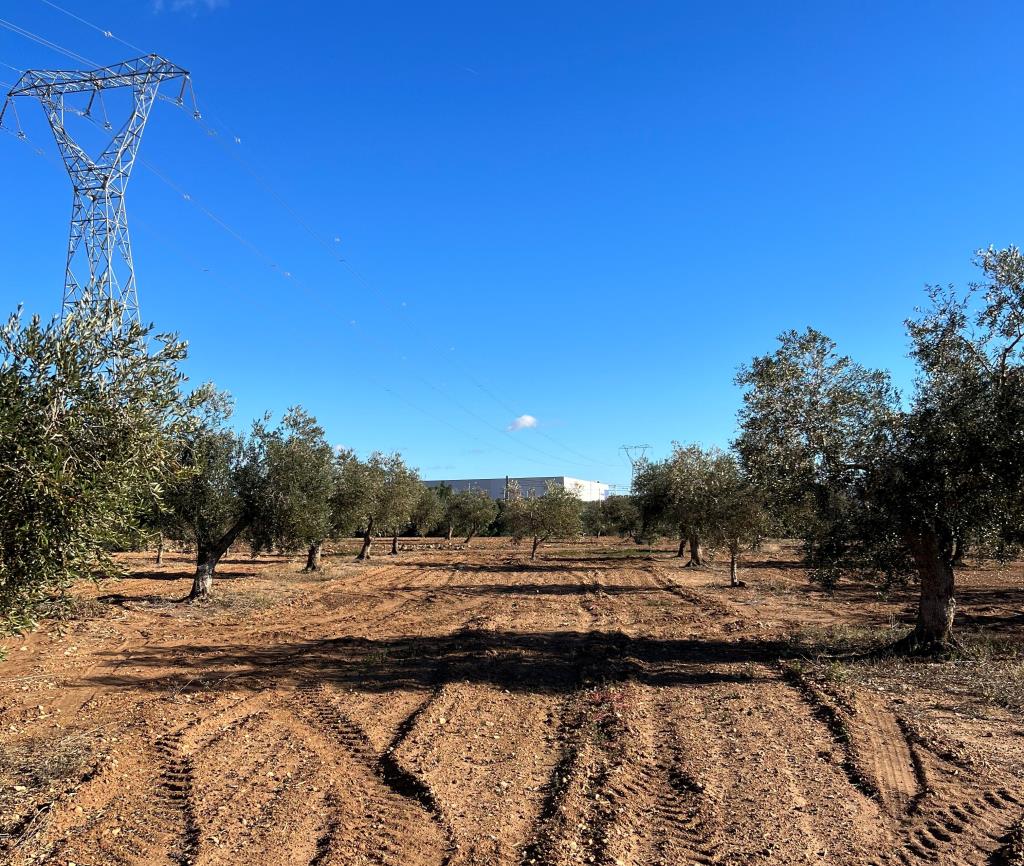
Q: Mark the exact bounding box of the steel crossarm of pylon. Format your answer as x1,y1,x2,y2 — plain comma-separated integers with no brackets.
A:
2,55,190,326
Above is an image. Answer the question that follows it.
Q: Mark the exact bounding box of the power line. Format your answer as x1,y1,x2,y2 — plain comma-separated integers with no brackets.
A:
4,8,622,474
1,13,628,481
0,122,584,473
0,16,95,66
180,92,623,471
36,0,144,54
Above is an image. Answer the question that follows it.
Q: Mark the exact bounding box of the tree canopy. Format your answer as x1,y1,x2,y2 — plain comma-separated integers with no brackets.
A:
506,483,583,559
736,247,1024,650
0,301,195,629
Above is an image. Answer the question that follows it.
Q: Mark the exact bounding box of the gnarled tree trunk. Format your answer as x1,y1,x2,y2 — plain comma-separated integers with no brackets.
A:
677,531,687,558
531,536,541,559
189,516,249,601
155,531,163,566
390,532,399,555
685,532,704,567
304,541,323,573
357,518,374,561
464,529,476,546
906,523,956,650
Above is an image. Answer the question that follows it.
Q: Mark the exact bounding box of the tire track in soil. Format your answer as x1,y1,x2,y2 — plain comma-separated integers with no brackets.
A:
398,682,563,866
291,680,452,866
652,660,895,864
847,691,920,817
29,743,187,866
514,567,642,866
23,694,273,866
280,557,511,865
868,787,1022,866
597,687,720,866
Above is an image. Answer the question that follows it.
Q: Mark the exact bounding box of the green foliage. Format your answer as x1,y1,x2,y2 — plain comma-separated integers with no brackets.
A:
735,327,904,581
734,247,1024,645
161,398,256,557
0,301,194,631
505,482,583,557
249,407,335,553
162,401,337,586
332,451,421,540
378,454,423,539
631,459,672,541
582,496,642,540
633,443,760,555
701,452,768,559
410,485,444,536
447,489,499,541
581,501,607,536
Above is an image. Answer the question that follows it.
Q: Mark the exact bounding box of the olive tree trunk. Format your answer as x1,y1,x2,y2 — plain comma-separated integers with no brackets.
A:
686,532,704,567
463,529,477,546
304,541,323,573
189,516,249,601
531,536,541,559
951,532,967,567
677,531,687,558
155,531,163,566
729,551,740,587
357,518,375,561
906,524,956,649
390,532,399,555
446,524,454,544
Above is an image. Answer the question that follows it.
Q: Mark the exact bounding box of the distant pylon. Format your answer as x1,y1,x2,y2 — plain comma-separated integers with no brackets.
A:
2,55,192,325
619,444,651,491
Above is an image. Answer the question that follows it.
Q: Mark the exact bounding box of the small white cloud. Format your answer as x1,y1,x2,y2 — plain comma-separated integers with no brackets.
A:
154,0,229,13
508,414,538,431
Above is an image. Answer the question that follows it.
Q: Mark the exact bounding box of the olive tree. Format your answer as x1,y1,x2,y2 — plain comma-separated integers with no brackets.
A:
581,500,609,537
0,301,194,630
449,489,499,545
162,402,263,601
736,247,1024,651
410,485,444,537
249,408,335,572
665,443,726,565
633,445,722,563
163,404,334,599
631,459,672,544
333,452,420,559
506,483,583,559
379,457,423,555
603,495,642,542
702,453,768,587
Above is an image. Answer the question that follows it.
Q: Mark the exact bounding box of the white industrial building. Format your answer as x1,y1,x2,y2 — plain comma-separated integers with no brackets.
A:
424,476,610,502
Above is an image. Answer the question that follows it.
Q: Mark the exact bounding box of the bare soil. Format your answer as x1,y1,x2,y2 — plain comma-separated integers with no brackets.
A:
1,538,1022,865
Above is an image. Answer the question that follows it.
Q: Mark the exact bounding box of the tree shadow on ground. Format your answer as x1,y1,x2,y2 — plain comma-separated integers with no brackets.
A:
76,628,792,697
115,567,263,583
392,559,642,574
381,582,673,598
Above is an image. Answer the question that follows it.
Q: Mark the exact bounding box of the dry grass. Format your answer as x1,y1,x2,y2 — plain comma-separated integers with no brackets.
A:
0,735,95,843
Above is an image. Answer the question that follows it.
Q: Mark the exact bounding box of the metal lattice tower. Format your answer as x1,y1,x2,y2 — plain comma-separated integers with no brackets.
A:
619,444,651,491
1,55,191,324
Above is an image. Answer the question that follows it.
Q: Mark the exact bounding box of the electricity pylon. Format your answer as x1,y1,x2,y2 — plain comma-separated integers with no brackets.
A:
619,444,651,491
1,55,192,325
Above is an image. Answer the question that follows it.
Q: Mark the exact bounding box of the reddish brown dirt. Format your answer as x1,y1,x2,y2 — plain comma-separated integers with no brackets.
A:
1,538,1022,865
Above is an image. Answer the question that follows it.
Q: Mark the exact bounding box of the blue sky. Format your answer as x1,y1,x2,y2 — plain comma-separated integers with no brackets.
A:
3,1,1023,488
